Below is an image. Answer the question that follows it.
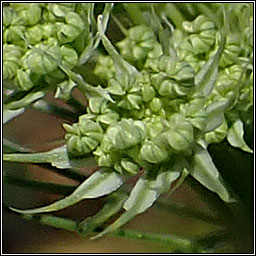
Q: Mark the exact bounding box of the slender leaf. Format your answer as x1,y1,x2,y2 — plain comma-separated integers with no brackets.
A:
10,168,128,214
3,145,97,169
227,119,253,153
79,3,114,65
97,14,138,78
61,66,114,103
3,107,25,124
5,91,46,110
79,191,128,235
92,171,180,239
194,32,226,97
189,146,235,203
204,99,229,132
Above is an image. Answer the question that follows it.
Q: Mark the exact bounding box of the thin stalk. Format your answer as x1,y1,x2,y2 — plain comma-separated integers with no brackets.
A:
110,229,203,253
122,3,146,25
111,15,128,36
12,212,203,253
164,3,185,29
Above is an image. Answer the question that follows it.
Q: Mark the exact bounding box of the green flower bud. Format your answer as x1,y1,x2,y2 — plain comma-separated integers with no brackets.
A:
57,24,81,44
3,44,22,80
205,119,228,144
64,117,103,156
149,98,162,113
117,25,160,62
180,98,207,130
57,12,84,43
188,34,211,54
97,112,120,126
183,15,215,33
144,116,164,139
55,79,77,101
94,55,115,81
25,25,43,45
41,23,57,39
3,61,19,81
48,3,76,17
10,3,42,26
117,94,142,110
3,25,25,43
172,62,195,84
158,80,187,98
219,35,241,67
42,8,58,22
60,45,78,70
23,49,58,75
120,158,139,174
164,114,194,152
136,72,156,102
16,69,34,90
107,78,126,96
89,97,107,114
107,119,146,150
140,139,168,163
142,84,156,102
3,7,15,27
65,12,84,32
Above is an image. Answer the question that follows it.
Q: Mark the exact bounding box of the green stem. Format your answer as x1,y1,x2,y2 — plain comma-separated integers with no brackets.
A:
3,151,50,163
111,15,128,36
110,228,202,253
17,212,203,253
79,191,128,235
164,3,185,29
122,3,146,25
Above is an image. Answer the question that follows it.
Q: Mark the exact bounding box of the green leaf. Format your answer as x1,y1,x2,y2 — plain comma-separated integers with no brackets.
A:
3,145,96,169
204,100,229,132
227,119,253,153
79,191,128,235
97,14,138,79
55,79,77,101
189,146,235,203
194,32,226,97
61,67,114,103
10,168,128,214
5,91,46,110
92,171,180,239
3,107,25,124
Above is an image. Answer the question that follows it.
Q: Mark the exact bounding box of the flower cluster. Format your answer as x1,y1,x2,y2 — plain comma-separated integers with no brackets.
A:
4,3,253,240
65,12,253,179
3,3,91,91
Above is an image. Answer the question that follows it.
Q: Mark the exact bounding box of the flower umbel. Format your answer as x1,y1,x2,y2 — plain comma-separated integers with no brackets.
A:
3,3,253,248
